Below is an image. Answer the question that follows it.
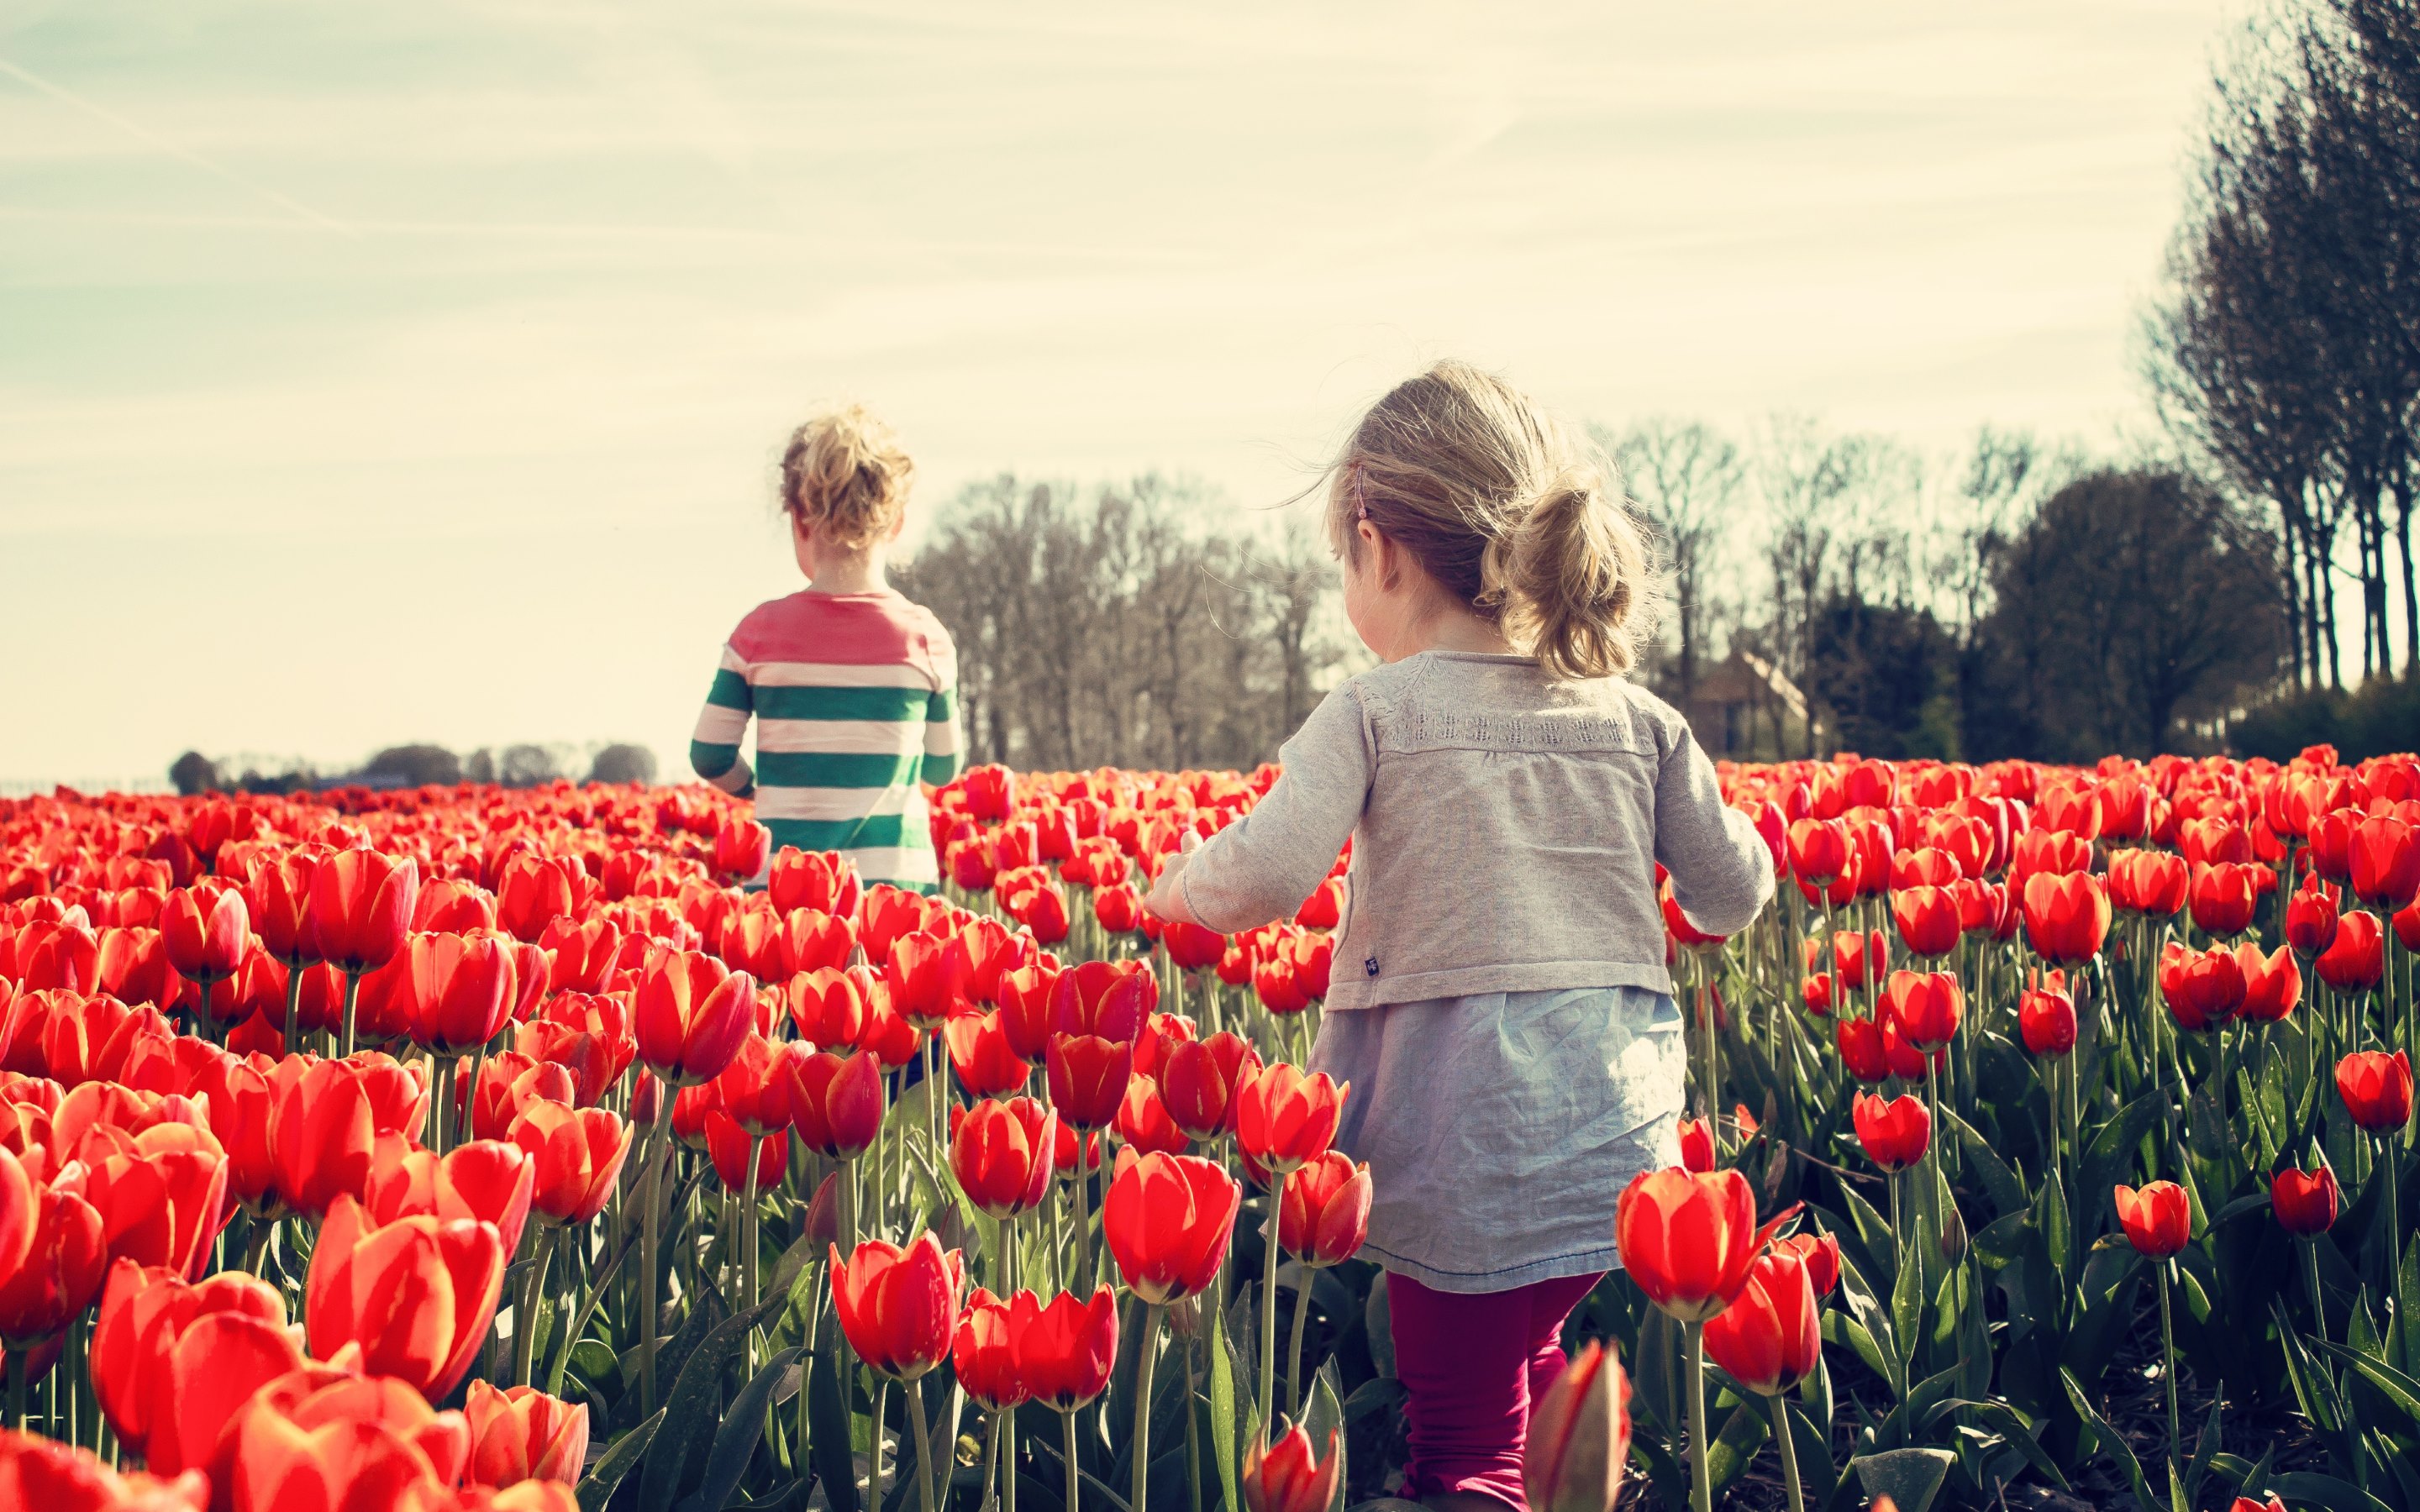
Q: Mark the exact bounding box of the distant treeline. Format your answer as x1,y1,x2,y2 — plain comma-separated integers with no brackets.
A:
166,742,660,795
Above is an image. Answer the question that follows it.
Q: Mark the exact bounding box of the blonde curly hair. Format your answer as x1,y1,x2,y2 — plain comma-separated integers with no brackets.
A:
779,404,915,550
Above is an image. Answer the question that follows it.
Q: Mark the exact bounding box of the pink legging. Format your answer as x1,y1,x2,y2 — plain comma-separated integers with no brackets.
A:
1386,1270,1606,1511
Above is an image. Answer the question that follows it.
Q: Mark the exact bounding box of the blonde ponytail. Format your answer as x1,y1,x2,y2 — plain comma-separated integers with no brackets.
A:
1325,361,1659,680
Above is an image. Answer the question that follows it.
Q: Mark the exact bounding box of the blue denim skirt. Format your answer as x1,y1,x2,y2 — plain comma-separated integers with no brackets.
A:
1307,985,1685,1294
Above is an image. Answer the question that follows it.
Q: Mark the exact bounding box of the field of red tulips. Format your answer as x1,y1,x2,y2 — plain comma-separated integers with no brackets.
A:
0,745,2416,1512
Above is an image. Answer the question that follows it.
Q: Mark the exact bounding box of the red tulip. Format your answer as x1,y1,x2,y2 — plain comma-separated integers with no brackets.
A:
1240,1423,1343,1512
0,1146,30,1286
1890,886,1960,958
1234,1063,1346,1179
712,819,771,885
0,1166,103,1367
1701,1247,1822,1395
1881,970,1960,1053
2286,879,2341,958
271,1058,381,1217
463,1380,587,1488
307,850,419,974
1160,1032,1264,1142
945,1009,1030,1100
1612,1168,1789,1322
771,848,862,919
1115,1074,1190,1156
366,1137,536,1256
785,967,869,1051
244,849,322,966
1522,1340,1628,1512
704,1111,787,1192
1011,1286,1118,1411
633,948,755,1086
1277,1152,1371,1268
2107,849,2188,916
90,1257,297,1472
829,1233,966,1380
2350,816,2420,908
953,1287,1029,1410
951,1097,1057,1219
2189,861,2264,938
1852,1092,1930,1173
1770,1231,1841,1299
2271,1166,2338,1235
2234,942,2301,1023
213,1366,470,1511
1095,885,1143,934
786,1047,884,1158
1677,1117,1714,1173
77,1127,230,1280
160,886,248,985
2159,941,2245,1033
1830,929,1885,992
0,1427,208,1510
1103,1150,1241,1304
1836,1016,1888,1084
408,931,520,1055
2114,1181,2191,1257
1786,819,1851,885
1046,1033,1133,1133
2018,974,2076,1056
2022,872,2109,963
2337,1049,2414,1131
495,854,581,945
2316,909,2386,992
306,1194,505,1399
509,1101,632,1227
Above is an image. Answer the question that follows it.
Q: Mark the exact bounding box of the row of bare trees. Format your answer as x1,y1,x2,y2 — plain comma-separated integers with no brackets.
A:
2149,0,2420,690
894,475,1341,773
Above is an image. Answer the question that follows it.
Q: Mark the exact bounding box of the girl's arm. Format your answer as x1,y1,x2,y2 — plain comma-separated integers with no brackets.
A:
1150,686,1370,931
1653,723,1774,937
921,638,965,786
688,645,756,797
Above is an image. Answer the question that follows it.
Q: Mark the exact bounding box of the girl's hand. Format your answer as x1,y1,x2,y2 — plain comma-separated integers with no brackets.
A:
1142,842,1199,925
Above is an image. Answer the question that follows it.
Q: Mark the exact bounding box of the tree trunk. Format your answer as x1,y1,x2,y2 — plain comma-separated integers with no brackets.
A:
2400,475,2419,674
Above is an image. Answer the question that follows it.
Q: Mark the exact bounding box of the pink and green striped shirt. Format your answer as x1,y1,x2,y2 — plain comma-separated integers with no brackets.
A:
688,589,962,890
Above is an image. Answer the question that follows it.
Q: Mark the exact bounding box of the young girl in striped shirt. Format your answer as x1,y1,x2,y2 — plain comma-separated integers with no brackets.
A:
690,405,964,890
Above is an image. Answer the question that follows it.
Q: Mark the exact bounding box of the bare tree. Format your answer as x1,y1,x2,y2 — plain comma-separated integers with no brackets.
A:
1606,419,1744,706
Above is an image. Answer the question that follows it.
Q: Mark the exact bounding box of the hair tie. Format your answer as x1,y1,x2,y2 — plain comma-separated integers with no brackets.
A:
1349,460,1370,522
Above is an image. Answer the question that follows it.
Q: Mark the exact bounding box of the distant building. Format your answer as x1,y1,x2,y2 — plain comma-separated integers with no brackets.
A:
1670,650,1827,759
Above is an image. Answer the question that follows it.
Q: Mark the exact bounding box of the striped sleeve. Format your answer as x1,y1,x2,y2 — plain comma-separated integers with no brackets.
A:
689,643,757,795
920,628,963,785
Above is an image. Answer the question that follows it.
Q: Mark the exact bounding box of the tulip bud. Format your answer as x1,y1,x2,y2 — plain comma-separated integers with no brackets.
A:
1522,1339,1630,1512
1938,1200,1967,1263
803,1171,842,1248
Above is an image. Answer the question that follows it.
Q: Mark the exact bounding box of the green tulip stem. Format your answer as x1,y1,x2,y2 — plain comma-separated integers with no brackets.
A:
634,1087,676,1417
1132,1303,1165,1512
872,1379,892,1512
514,1226,557,1386
1684,1320,1712,1512
1285,1264,1314,1418
1769,1394,1804,1512
2157,1261,2181,1483
280,964,302,1058
1257,1194,1283,1436
1073,1153,1094,1294
908,1375,940,1512
2303,1236,2328,1343
2382,1132,2402,1299
339,969,361,1058
742,1145,763,1374
1003,1403,1018,1512
980,1406,1003,1512
1062,1405,1081,1512
5,1348,21,1434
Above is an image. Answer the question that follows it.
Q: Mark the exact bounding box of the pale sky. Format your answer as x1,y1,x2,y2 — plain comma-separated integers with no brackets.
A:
1,1,2243,787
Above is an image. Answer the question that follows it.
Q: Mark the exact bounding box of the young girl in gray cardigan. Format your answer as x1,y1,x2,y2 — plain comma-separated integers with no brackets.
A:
1142,360,1773,1512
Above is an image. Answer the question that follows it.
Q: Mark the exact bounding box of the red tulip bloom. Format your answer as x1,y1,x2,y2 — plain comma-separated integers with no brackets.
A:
771,848,862,919
510,1101,634,1227
2350,816,2420,908
78,1129,230,1281
2159,941,2245,1033
886,931,971,1032
2114,1181,2191,1258
272,1058,381,1217
244,849,323,967
1881,970,1960,1053
2286,879,2340,958
0,1158,107,1353
495,854,581,946
1677,1117,1714,1173
418,879,500,935
2234,942,2301,1023
1050,961,1154,1043
1047,1033,1134,1132
952,1097,1056,1219
829,1233,966,1380
1234,1063,1346,1179
705,1111,788,1194
1160,1032,1264,1142
1786,818,1851,886
1702,1247,1822,1395
1523,1341,1629,1512
211,1366,471,1511
307,850,419,974
1836,1016,1889,1084
2316,909,2386,993
1891,886,1960,959
784,966,868,1051
408,930,520,1055
0,1426,208,1510
1095,885,1144,935
712,819,771,885
2270,1166,2338,1236
91,1257,297,1472
2018,974,2076,1056
1770,1231,1841,1299
1115,1074,1190,1156
633,948,755,1087
945,1009,1030,1100
1278,1152,1371,1268
1012,1287,1118,1411
365,1137,536,1257
1852,1092,1930,1173
2337,1049,2414,1131
786,1047,884,1159
1830,929,1885,992
1612,1168,1790,1323
464,1380,588,1488
2189,862,2264,938
2022,872,2110,963
1103,1150,1241,1304
2107,849,2188,916
160,887,248,986
305,1194,505,1400
1241,1423,1343,1512
1162,920,1228,974
952,1288,1030,1410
